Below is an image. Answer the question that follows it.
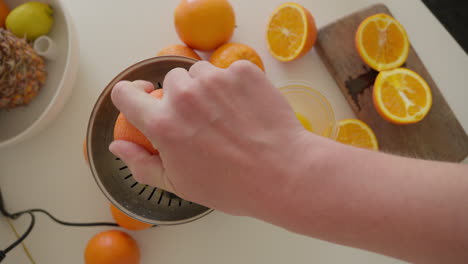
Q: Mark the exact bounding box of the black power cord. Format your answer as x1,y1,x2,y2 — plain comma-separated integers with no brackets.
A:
0,188,119,263
0,213,35,262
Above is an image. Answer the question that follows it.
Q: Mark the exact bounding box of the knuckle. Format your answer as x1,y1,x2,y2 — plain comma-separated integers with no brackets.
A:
228,60,256,75
191,60,210,71
206,70,224,83
164,67,188,87
173,85,199,106
144,114,173,138
168,67,188,76
199,71,225,91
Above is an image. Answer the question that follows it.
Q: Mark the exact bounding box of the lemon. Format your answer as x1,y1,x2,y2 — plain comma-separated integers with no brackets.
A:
6,2,54,41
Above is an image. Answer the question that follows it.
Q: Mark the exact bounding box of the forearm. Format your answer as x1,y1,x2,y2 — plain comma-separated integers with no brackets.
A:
256,135,468,263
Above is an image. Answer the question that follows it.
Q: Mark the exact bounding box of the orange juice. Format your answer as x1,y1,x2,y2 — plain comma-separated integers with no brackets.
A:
295,112,313,132
280,82,335,138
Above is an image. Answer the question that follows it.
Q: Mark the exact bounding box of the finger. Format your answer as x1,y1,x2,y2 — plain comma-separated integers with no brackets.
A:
109,140,175,192
132,80,155,93
228,60,264,78
162,67,192,95
188,61,219,78
111,80,161,131
228,60,270,94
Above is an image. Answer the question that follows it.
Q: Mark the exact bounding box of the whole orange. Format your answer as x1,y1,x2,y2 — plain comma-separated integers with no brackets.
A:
84,230,140,264
0,0,9,28
174,0,235,51
113,89,163,154
157,44,202,60
110,204,153,231
209,43,265,71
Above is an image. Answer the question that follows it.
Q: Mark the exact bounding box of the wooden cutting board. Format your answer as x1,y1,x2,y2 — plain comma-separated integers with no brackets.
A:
316,3,468,162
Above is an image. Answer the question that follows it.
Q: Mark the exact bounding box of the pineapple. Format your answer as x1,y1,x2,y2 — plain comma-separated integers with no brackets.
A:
0,28,47,109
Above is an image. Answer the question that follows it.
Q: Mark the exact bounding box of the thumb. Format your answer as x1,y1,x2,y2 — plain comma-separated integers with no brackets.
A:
109,140,175,193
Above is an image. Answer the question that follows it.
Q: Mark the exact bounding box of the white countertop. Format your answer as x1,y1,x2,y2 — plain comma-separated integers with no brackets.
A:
1,0,467,263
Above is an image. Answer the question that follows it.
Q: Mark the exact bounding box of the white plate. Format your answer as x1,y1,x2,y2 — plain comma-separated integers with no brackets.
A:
0,0,78,148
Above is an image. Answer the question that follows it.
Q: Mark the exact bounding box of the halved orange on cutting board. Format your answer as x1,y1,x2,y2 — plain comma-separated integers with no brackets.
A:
355,13,409,71
373,68,432,124
266,3,317,62
336,119,379,150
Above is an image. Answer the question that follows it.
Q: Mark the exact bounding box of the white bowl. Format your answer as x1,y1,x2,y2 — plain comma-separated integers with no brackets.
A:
0,0,79,148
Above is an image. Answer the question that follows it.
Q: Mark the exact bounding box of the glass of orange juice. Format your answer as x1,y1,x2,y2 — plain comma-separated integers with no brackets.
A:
279,81,336,138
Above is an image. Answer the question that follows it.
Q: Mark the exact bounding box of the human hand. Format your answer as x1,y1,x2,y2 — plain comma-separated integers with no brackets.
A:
109,60,314,216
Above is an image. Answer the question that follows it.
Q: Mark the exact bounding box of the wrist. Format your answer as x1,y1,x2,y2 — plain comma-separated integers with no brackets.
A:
250,132,341,229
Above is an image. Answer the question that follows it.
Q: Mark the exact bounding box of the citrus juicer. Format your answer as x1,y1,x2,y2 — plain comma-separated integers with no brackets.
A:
86,56,213,225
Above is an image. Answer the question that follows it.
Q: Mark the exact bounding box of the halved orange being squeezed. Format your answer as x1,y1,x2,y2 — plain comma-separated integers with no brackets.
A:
373,68,432,124
266,3,317,62
355,13,409,71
